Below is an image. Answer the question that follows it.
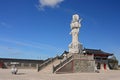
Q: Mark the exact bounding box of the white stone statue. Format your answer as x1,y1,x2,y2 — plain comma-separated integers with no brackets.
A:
69,14,83,54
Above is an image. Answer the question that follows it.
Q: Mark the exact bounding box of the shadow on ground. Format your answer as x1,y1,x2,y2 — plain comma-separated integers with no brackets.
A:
16,73,26,75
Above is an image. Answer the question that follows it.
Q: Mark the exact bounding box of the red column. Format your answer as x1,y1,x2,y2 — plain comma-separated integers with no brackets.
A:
104,64,106,70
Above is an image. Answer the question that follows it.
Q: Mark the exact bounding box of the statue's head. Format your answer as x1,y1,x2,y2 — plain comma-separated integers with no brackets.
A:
73,14,79,21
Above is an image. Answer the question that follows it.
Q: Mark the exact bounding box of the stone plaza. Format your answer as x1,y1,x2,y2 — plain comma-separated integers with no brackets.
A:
0,69,120,80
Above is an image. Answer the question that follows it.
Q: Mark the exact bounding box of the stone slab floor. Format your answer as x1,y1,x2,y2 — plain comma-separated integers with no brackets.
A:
0,69,120,80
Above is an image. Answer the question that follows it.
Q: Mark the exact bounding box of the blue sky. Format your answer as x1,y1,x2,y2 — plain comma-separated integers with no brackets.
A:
0,0,120,62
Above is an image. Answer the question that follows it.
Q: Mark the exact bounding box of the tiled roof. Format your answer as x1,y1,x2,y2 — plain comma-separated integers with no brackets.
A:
83,48,113,56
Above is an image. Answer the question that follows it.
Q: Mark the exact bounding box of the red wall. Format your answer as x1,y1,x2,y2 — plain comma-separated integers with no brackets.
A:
0,62,4,68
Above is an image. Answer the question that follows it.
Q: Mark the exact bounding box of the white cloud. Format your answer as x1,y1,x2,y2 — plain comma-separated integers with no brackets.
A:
0,38,64,52
0,22,12,28
0,22,7,27
0,45,22,55
0,46,12,51
38,0,64,9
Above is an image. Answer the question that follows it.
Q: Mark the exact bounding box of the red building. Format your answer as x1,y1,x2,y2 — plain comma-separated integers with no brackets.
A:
83,49,113,70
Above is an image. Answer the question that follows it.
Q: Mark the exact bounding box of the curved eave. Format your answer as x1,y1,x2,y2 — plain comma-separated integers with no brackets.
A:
83,49,113,56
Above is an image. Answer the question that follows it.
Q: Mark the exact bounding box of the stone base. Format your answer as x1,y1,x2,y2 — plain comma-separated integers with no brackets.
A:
69,42,83,54
56,54,95,73
74,59,95,72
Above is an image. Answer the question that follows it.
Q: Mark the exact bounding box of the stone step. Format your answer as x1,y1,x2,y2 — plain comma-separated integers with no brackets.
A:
39,59,60,74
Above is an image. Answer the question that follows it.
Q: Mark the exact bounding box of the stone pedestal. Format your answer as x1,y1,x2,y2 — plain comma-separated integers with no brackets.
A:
56,54,95,73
